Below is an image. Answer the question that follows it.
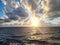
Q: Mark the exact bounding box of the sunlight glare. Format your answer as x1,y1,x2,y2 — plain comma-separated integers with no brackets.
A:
31,17,40,27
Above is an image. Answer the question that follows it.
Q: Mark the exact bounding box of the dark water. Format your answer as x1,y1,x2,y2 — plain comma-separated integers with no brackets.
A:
0,27,60,45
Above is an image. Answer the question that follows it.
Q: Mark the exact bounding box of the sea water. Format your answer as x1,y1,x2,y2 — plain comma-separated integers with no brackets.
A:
0,27,60,45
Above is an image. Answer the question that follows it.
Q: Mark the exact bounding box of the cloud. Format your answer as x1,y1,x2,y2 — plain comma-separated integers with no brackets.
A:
2,0,29,22
22,0,40,11
1,0,60,26
42,0,60,18
2,0,7,5
6,7,28,20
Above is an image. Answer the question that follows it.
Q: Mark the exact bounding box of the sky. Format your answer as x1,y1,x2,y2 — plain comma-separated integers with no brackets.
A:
0,0,4,18
0,0,60,26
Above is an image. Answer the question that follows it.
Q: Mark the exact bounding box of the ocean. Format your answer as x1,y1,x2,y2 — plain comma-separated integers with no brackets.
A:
0,27,60,45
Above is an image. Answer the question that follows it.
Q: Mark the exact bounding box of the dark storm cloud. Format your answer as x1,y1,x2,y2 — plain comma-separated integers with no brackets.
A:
4,19,11,22
5,7,28,21
43,0,60,18
1,0,28,23
13,7,28,17
4,0,40,22
6,12,18,20
22,0,40,10
27,0,38,10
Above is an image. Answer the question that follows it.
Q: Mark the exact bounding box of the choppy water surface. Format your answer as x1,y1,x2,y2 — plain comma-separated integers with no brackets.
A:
0,27,60,45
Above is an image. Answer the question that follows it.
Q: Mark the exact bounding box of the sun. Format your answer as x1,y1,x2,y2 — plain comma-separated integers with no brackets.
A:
31,16,40,27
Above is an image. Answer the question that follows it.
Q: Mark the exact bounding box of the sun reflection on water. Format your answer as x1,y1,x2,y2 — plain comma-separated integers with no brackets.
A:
27,28,41,40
